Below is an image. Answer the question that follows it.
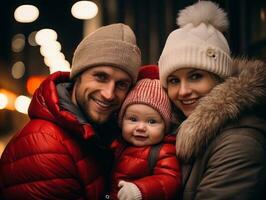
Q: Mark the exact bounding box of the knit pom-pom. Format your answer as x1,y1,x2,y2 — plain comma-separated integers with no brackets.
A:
177,1,229,32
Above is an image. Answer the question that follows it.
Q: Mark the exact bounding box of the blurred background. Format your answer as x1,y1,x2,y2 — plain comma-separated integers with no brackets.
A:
0,0,266,155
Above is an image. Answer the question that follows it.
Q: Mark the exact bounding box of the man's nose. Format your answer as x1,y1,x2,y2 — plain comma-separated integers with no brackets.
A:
101,82,115,100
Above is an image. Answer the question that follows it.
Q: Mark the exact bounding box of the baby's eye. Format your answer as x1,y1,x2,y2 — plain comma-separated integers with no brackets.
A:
148,119,157,124
129,117,137,122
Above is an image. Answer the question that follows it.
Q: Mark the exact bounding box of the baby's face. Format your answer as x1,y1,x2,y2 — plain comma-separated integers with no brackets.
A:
122,104,165,147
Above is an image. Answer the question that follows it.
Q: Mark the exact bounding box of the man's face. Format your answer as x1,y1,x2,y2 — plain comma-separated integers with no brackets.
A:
72,66,132,124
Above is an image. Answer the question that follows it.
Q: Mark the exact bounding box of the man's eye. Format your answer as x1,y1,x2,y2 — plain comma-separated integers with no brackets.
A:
95,73,108,81
117,81,130,91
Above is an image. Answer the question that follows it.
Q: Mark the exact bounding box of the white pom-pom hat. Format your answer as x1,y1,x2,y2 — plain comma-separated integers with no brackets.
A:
159,1,232,88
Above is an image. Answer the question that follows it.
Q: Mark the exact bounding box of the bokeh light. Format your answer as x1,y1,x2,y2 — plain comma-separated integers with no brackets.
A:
71,1,98,20
14,95,31,114
14,5,39,23
35,29,58,46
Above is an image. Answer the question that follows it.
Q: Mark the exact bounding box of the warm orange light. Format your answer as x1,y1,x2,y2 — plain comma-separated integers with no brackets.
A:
0,89,17,110
26,76,46,95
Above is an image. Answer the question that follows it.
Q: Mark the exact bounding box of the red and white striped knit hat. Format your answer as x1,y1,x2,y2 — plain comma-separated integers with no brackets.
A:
119,78,172,132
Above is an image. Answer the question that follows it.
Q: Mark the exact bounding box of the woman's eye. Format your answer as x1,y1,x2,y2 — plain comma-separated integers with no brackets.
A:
167,78,179,85
190,73,203,80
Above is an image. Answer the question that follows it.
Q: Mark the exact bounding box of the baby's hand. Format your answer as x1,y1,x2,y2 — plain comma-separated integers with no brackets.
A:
117,180,142,200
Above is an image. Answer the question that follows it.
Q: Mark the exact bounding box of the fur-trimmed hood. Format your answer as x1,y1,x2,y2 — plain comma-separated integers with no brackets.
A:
175,58,266,162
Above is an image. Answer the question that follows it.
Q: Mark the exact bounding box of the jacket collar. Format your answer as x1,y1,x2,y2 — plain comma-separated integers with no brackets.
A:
56,82,88,124
28,71,96,140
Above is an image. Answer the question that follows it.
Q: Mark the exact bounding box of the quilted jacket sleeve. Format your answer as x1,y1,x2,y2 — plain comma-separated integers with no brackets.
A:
0,120,86,200
133,143,182,200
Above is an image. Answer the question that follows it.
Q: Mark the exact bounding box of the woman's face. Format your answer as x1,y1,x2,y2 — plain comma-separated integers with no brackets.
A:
167,68,219,117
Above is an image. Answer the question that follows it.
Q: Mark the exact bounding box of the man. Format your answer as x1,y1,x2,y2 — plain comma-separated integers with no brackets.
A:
0,23,141,200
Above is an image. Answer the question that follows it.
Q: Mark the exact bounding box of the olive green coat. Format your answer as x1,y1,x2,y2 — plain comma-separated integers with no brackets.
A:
176,59,266,200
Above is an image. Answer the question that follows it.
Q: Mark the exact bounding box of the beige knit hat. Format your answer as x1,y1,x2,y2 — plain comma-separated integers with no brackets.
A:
70,23,141,83
119,78,172,132
159,1,232,88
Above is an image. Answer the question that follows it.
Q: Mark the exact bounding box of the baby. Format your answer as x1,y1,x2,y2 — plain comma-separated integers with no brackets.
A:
110,75,181,200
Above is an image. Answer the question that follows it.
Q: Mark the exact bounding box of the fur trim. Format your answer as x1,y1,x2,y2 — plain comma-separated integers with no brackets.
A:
176,58,266,162
177,1,228,32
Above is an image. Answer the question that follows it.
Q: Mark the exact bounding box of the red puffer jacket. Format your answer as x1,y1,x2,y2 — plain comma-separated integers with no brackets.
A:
110,135,181,200
0,72,110,200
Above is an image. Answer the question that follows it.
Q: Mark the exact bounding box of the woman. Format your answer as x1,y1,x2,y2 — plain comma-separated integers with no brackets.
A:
159,1,266,199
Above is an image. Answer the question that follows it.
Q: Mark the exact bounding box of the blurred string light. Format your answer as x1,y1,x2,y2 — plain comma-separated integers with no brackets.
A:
14,5,39,23
49,61,70,74
0,141,5,157
44,52,65,67
14,95,31,114
261,8,266,22
40,41,62,57
35,28,70,74
0,89,31,114
35,29,57,46
28,31,38,46
11,61,25,79
11,34,25,53
0,89,16,110
71,1,98,20
0,93,8,109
